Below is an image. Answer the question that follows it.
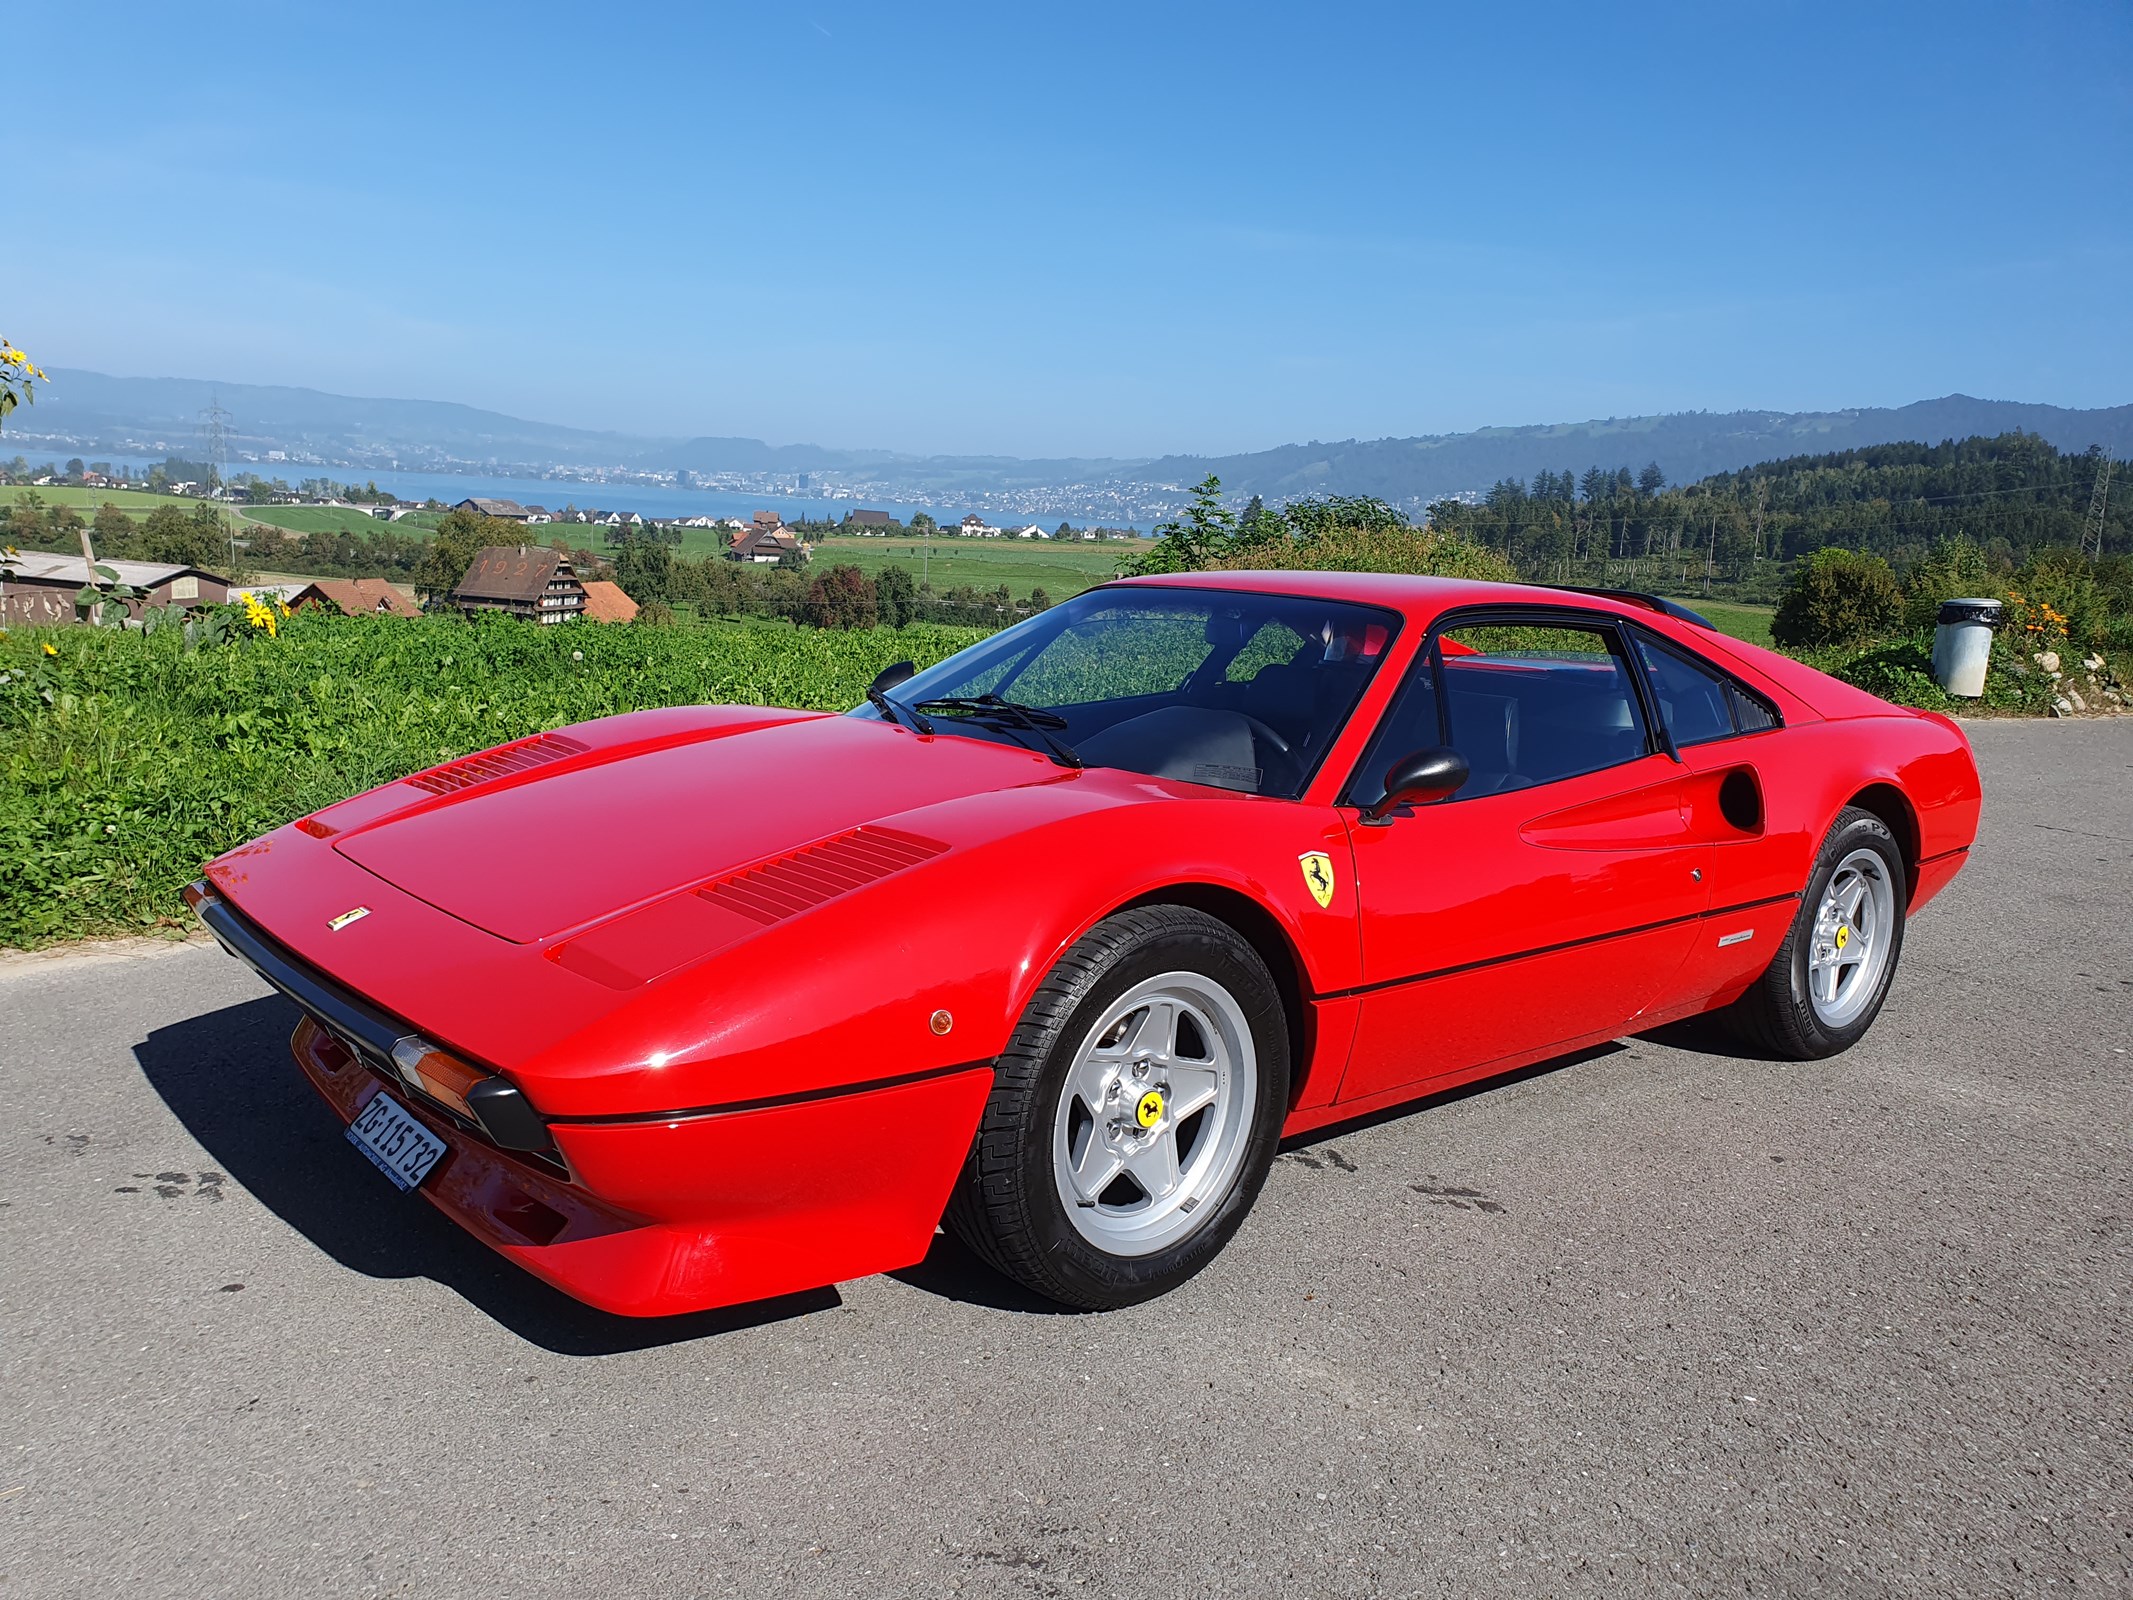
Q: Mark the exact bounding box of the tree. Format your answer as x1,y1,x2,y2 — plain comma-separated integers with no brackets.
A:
416,507,513,602
1579,466,1610,502
802,564,878,629
92,502,135,556
137,503,226,569
1771,548,1905,646
613,530,675,602
910,511,937,533
875,564,918,627
65,457,86,481
1028,586,1053,611
1637,462,1666,498
1130,474,1237,573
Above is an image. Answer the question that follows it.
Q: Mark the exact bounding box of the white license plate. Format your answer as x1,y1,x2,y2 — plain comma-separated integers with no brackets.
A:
347,1089,447,1191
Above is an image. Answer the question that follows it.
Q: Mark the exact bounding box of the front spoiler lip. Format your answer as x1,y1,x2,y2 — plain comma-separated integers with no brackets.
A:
184,878,553,1154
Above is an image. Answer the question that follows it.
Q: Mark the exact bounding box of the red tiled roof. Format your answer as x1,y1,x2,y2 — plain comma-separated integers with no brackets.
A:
578,580,639,624
297,577,422,618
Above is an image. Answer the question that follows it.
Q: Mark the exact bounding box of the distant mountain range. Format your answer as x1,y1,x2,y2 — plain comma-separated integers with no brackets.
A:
14,370,2130,515
1139,396,2133,508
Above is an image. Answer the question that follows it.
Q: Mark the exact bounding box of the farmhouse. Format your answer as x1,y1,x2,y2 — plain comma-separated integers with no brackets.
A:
728,526,804,564
453,497,532,521
450,545,587,623
287,577,423,618
846,509,893,528
0,554,231,627
961,514,1002,537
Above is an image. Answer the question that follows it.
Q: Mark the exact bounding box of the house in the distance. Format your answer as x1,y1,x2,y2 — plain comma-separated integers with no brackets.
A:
0,554,231,627
287,577,423,618
846,509,893,530
450,545,586,623
961,514,1002,537
453,497,532,521
728,526,804,564
578,579,640,624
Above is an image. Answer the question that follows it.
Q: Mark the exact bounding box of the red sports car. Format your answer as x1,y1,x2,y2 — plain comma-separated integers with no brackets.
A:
187,573,1981,1315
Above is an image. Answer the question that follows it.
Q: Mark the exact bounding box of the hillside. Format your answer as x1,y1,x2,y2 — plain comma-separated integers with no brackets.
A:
16,373,2131,518
1132,397,2133,511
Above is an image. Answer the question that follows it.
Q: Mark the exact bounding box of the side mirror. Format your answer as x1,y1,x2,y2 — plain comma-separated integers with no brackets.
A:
869,660,916,694
1359,747,1469,826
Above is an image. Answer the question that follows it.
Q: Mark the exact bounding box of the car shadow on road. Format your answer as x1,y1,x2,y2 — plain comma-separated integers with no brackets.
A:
888,1228,1086,1315
1276,1040,1629,1153
133,993,839,1356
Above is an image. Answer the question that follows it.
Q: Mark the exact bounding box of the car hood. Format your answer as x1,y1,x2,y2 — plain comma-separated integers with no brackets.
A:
332,713,1067,942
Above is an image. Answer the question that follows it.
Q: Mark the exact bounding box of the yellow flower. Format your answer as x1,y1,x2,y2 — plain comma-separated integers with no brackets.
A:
42,642,59,657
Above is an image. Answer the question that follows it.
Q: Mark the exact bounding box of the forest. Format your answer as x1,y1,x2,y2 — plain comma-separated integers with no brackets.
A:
1424,433,2128,602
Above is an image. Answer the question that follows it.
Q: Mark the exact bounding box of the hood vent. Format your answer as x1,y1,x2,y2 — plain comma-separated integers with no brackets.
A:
700,826,947,926
408,732,590,796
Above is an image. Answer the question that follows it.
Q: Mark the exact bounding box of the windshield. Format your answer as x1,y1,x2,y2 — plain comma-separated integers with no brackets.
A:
851,586,1399,798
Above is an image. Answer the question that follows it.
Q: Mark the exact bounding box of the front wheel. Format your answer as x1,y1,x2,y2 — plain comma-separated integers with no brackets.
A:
946,905,1289,1309
1726,805,1908,1059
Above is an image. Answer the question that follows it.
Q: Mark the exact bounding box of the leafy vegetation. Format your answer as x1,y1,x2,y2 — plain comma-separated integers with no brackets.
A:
1428,433,2128,604
0,611,984,947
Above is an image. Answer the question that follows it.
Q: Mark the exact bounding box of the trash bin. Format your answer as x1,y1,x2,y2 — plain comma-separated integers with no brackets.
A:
1932,598,2002,697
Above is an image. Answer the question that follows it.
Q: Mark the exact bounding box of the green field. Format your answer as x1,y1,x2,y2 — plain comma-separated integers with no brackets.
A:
4,485,441,539
240,504,440,536
1676,599,1776,648
8,485,188,518
783,534,1149,599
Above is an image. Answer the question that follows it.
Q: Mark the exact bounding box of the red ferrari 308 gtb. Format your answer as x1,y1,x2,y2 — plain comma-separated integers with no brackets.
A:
189,573,1980,1315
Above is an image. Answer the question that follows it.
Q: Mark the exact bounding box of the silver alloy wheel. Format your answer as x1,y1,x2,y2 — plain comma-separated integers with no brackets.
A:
1807,846,1898,1028
1051,970,1258,1257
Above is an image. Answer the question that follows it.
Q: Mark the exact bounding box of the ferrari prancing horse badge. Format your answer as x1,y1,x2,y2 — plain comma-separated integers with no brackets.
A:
1299,851,1337,909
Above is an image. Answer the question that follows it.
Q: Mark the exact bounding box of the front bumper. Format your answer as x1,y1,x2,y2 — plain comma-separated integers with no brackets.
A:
190,881,994,1318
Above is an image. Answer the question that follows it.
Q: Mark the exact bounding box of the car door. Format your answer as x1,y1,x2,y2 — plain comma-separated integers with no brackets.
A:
1333,609,1712,1105
1622,624,1797,1019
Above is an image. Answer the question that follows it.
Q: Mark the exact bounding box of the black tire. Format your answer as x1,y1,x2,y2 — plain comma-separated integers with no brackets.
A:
945,905,1289,1310
1726,806,1908,1060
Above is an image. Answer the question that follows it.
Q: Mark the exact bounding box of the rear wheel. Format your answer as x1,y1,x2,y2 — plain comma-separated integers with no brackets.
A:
946,905,1289,1309
1727,806,1907,1059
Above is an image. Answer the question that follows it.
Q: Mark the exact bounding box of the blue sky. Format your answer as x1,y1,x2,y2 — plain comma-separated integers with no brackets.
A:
14,1,2130,457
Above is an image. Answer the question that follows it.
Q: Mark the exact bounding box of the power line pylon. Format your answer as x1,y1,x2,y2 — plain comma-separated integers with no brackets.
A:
2083,456,2113,560
200,397,237,572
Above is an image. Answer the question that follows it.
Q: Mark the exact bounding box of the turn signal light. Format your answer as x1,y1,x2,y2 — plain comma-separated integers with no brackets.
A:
390,1037,491,1120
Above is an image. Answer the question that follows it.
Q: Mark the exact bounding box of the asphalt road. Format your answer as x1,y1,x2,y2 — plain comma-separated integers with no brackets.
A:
3,720,2128,1599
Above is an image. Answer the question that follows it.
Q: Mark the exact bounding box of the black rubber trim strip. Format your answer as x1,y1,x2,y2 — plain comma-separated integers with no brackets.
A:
192,889,412,1064
545,1059,994,1127
1318,891,1803,1002
188,884,556,1154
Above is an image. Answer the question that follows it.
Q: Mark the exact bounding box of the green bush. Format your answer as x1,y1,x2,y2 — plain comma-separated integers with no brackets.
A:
1771,548,1905,647
1901,537,1998,632
1215,522,1516,583
0,611,986,947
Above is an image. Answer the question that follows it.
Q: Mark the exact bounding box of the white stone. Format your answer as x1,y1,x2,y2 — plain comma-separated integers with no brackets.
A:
2083,653,2105,671
2034,650,2061,674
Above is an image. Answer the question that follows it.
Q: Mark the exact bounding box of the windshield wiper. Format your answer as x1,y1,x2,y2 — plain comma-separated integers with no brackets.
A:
867,685,934,736
915,695,1083,769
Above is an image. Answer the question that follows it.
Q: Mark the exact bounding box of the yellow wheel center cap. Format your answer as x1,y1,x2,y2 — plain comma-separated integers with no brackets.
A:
1135,1089,1166,1129
1835,925,1850,951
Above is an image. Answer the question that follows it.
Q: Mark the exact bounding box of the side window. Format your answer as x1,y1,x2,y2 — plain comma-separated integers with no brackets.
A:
1632,632,1780,744
1347,617,1650,804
